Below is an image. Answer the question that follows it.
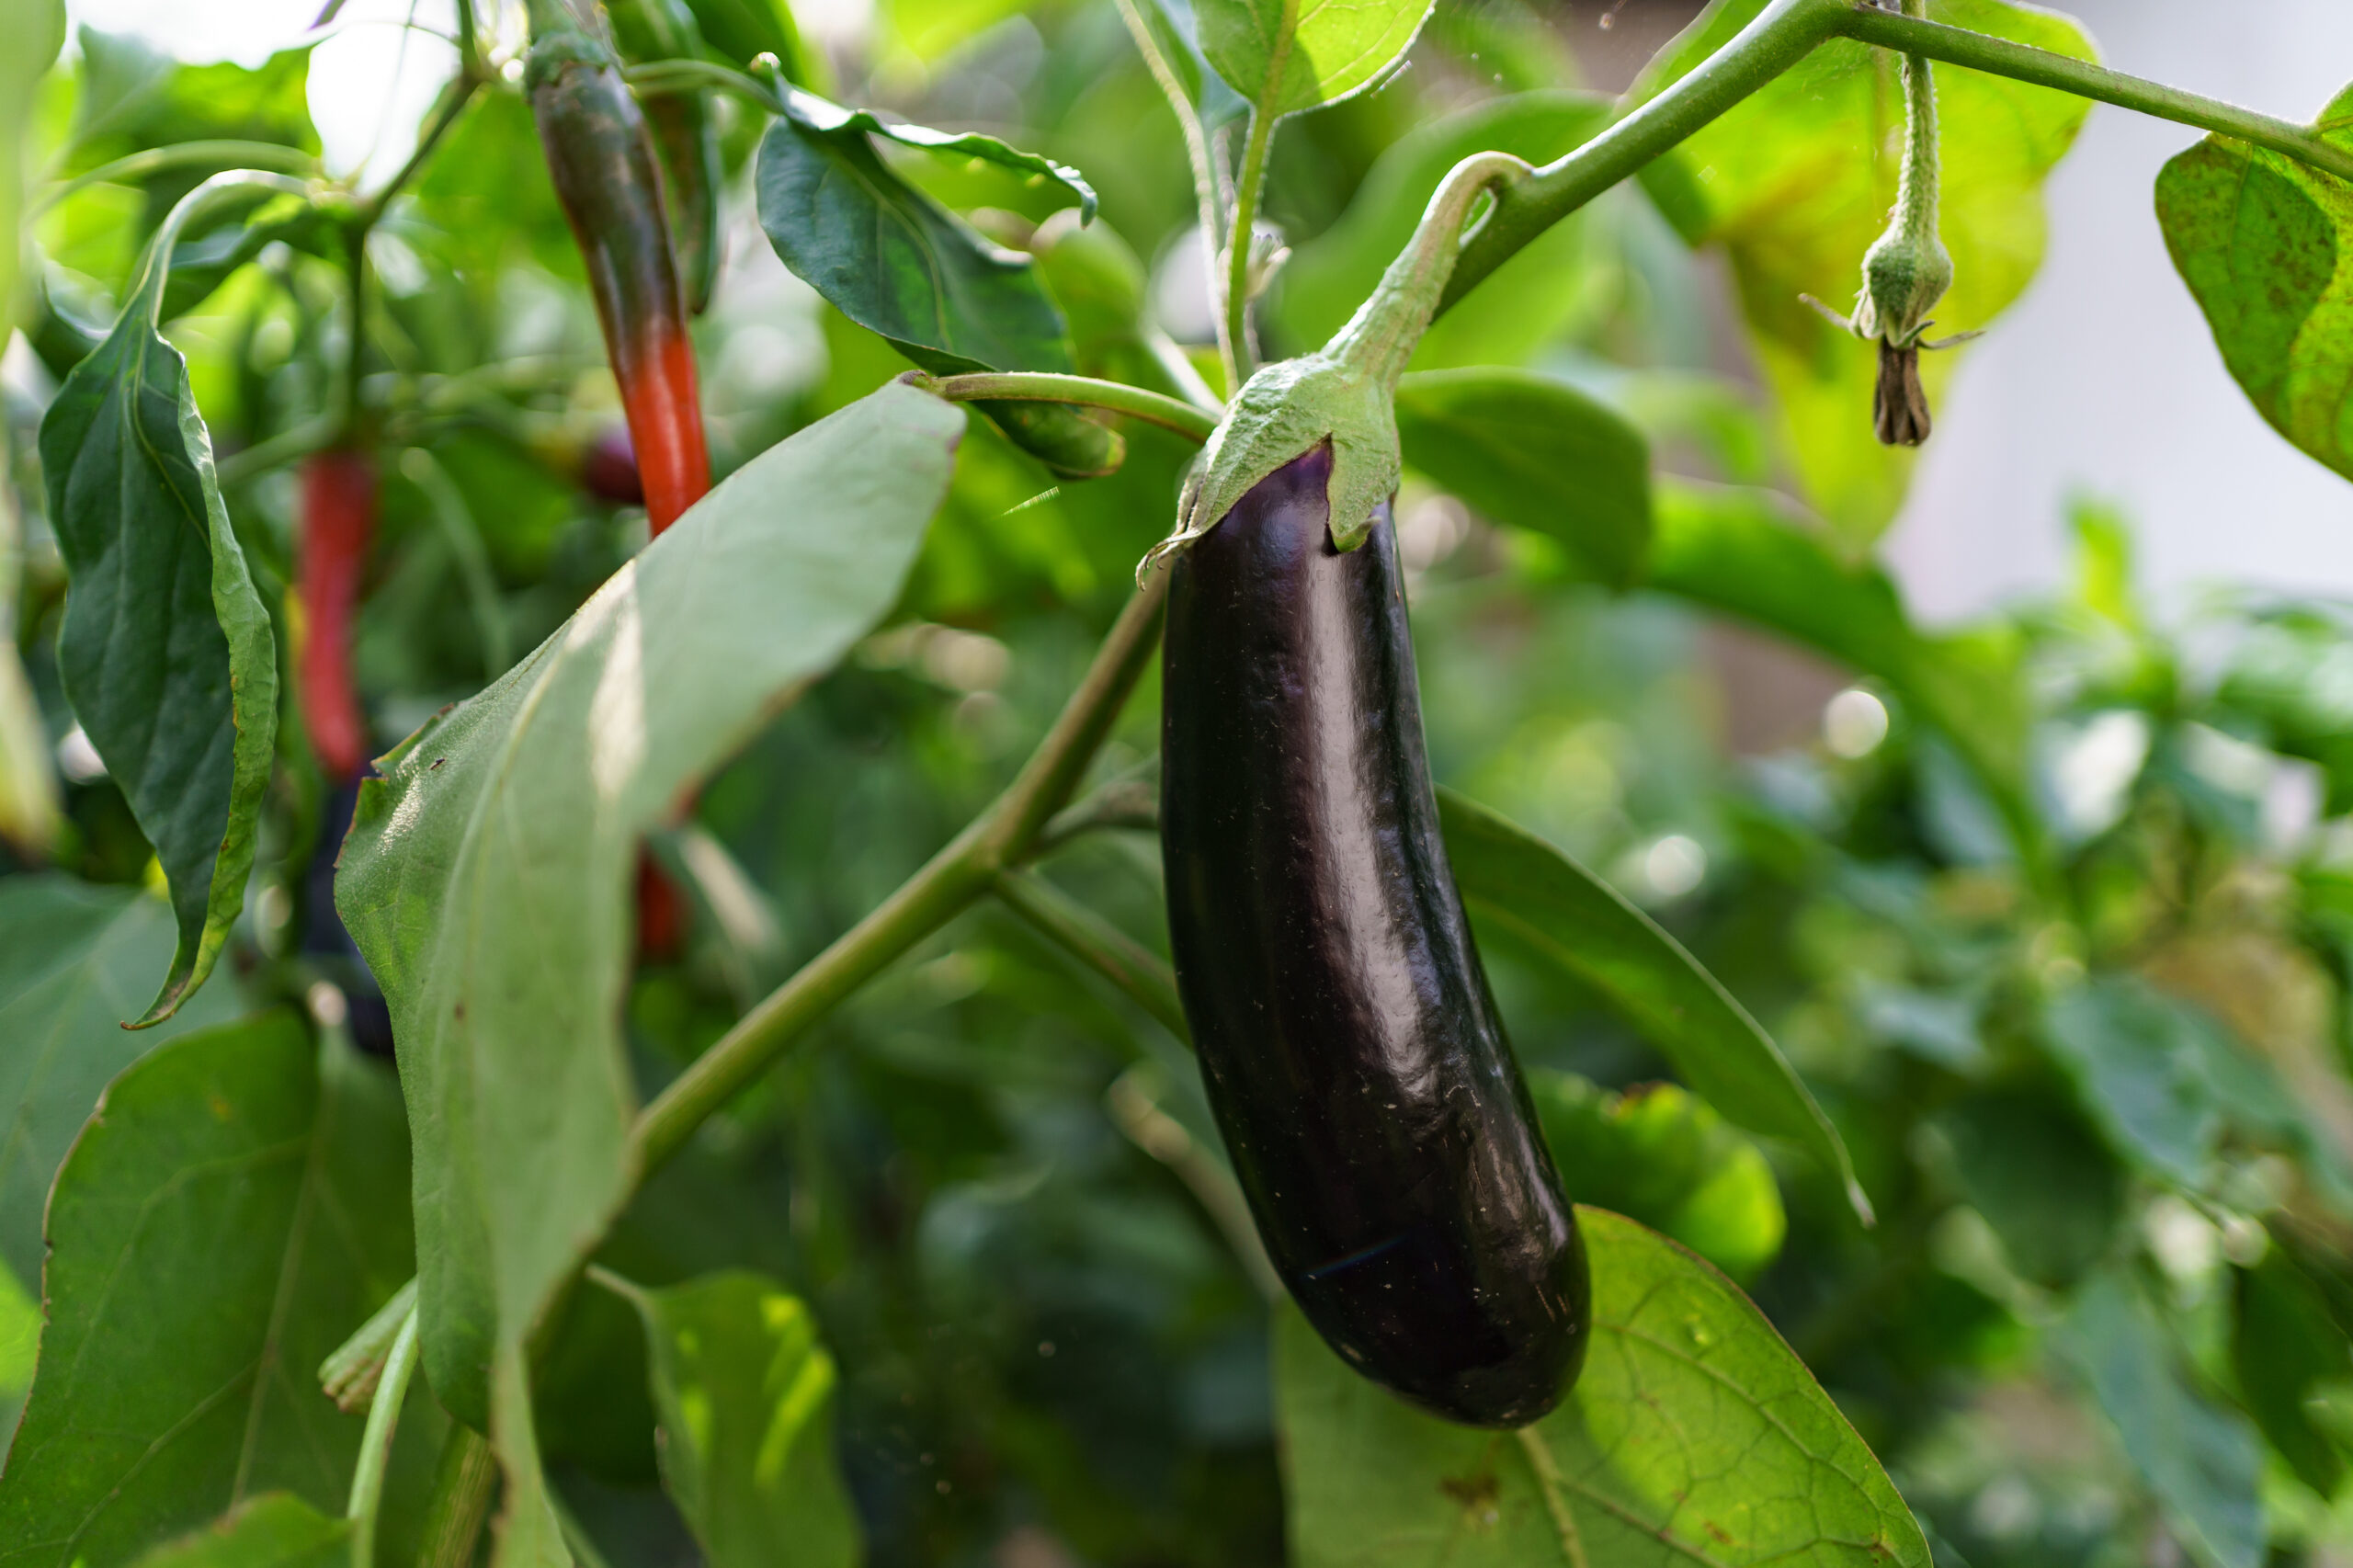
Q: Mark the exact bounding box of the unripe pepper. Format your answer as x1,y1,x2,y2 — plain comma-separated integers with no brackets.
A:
1156,153,1589,1426
527,2,710,534
296,448,377,782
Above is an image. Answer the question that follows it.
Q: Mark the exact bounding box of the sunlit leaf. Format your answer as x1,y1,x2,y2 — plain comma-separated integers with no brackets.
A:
36,226,279,1025
605,1270,859,1568
2056,1268,2265,1568
1529,1073,1784,1281
1277,1207,1929,1567
1394,367,1651,587
335,384,962,1540
1194,0,1433,119
0,1016,422,1568
1438,789,1869,1224
1635,0,2094,548
2158,87,2353,486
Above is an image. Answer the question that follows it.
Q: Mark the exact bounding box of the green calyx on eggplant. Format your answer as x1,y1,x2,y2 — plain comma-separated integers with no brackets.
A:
1156,153,1589,1427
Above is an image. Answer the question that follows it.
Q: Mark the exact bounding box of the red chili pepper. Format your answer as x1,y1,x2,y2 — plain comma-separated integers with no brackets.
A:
297,448,377,782
527,16,710,535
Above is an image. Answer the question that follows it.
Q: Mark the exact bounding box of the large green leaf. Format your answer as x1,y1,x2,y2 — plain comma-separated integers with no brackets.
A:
124,1495,348,1568
35,225,279,1026
780,87,1094,223
2157,84,2353,484
335,383,962,1551
1635,0,2094,548
2056,1268,2265,1568
1277,1207,1929,1567
755,109,1072,376
1646,480,2036,858
605,1270,859,1568
1194,0,1433,119
1395,368,1651,587
1529,1072,1784,1281
0,877,242,1290
1277,92,1612,368
1438,788,1870,1223
0,1015,418,1568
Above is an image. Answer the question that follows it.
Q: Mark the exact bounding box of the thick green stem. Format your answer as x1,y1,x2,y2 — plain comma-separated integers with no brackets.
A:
633,570,1172,1173
1223,108,1276,387
1891,28,1938,256
915,372,1218,443
1326,152,1530,392
344,1306,419,1568
1836,4,2353,185
1443,0,1845,313
995,869,1190,1042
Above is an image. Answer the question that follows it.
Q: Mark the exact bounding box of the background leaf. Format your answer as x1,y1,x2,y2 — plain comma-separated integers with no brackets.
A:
2055,1268,2266,1568
1635,0,2095,547
1439,788,1870,1222
608,1269,859,1568
1193,0,1434,119
0,1015,421,1568
124,1495,348,1568
780,88,1096,223
2157,83,2353,484
1395,368,1652,587
335,384,961,1530
1276,1207,1929,1567
1275,92,1612,367
35,244,278,1025
2231,1247,2352,1498
0,877,242,1291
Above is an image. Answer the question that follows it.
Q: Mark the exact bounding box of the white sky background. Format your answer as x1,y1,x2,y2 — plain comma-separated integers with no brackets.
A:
67,0,2353,628
1883,0,2353,624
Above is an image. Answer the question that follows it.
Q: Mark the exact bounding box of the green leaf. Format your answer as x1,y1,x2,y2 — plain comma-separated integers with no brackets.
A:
2157,85,2353,484
124,1495,349,1568
2233,1248,2353,1497
681,0,813,82
755,103,1074,375
1277,92,1613,368
335,385,961,1516
1194,0,1434,119
754,103,1111,475
1634,0,2094,547
1529,1073,1785,1281
2041,977,2323,1192
1646,480,2037,860
1276,1206,1929,1568
2055,1267,2265,1568
0,877,243,1290
1933,1085,2121,1290
781,86,1095,223
0,1015,420,1568
1438,788,1870,1224
2214,607,2353,813
605,1270,859,1568
35,232,279,1026
1394,368,1651,587
0,0,65,335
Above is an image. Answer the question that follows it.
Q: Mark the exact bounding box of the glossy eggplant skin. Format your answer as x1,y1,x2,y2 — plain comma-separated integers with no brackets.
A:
1161,443,1589,1427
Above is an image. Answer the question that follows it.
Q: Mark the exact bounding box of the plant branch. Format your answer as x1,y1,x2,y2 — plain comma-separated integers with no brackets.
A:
632,569,1172,1174
344,1304,419,1568
1835,4,2353,185
357,61,484,228
1223,108,1276,386
216,415,343,488
995,869,1189,1041
911,372,1218,443
415,1426,498,1568
623,56,784,111
1109,0,1236,392
28,142,323,219
1443,0,1844,313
